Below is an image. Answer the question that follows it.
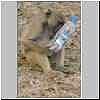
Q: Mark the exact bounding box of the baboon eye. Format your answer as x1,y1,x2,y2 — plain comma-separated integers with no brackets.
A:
45,9,52,17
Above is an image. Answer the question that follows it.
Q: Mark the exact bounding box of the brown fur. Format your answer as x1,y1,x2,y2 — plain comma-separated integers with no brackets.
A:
20,36,52,73
19,9,65,73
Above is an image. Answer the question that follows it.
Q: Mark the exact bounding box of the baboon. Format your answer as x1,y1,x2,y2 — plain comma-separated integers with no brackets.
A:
20,8,66,73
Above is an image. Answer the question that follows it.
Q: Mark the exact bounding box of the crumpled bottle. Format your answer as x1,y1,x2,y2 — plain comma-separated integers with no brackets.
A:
49,16,78,52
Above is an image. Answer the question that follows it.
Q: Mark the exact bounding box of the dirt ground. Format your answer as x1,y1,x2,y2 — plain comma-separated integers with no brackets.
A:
17,66,80,98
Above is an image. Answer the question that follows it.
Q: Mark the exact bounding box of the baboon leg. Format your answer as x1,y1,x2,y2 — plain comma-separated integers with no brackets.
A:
25,50,52,73
43,55,52,72
38,54,52,73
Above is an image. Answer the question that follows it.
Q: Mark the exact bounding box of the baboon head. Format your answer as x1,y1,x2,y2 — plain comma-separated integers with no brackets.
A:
31,8,65,40
42,9,65,39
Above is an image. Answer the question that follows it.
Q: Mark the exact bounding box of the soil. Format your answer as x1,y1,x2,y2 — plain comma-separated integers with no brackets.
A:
17,66,80,98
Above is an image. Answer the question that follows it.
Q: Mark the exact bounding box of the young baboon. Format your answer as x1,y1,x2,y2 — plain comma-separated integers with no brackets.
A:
20,8,66,73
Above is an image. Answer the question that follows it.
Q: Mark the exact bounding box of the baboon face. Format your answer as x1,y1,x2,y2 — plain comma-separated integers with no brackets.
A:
42,9,65,38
